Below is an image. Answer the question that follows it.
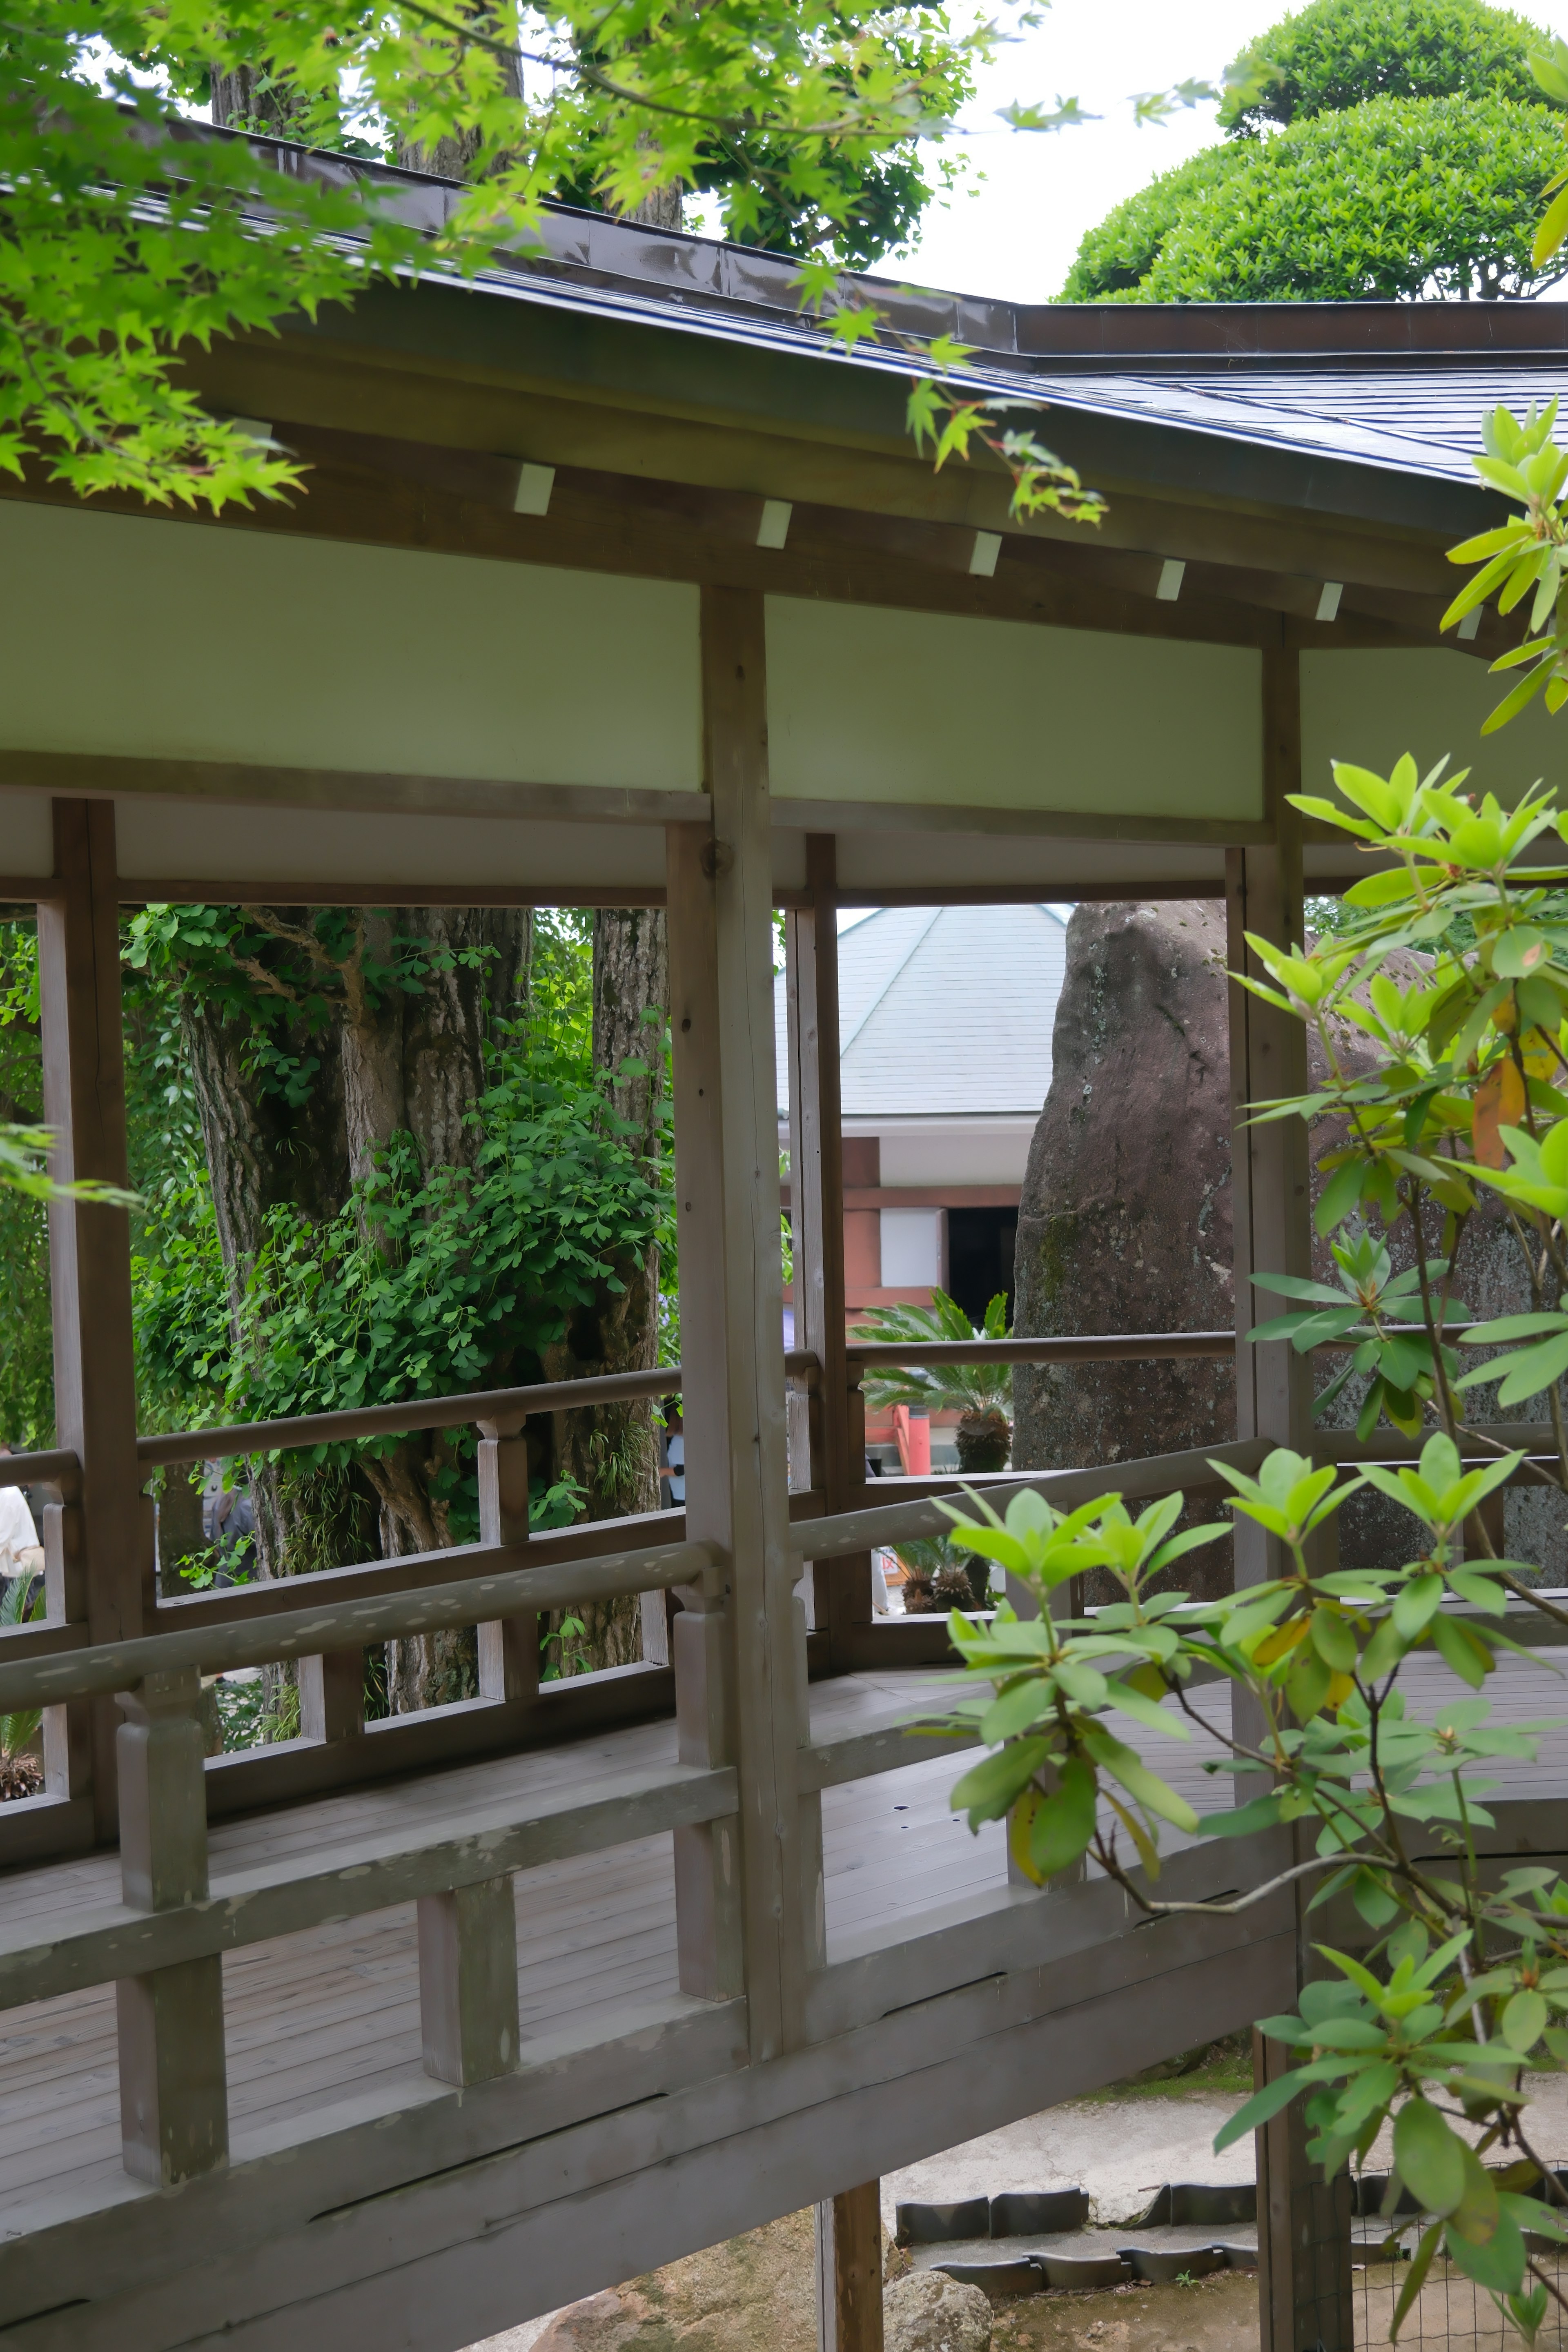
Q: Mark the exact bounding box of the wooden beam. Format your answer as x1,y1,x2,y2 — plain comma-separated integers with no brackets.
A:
0,746,694,831
38,798,145,1840
816,2184,884,2352
179,338,1466,599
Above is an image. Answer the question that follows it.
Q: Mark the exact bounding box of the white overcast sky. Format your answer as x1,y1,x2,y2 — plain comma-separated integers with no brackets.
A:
826,0,1568,306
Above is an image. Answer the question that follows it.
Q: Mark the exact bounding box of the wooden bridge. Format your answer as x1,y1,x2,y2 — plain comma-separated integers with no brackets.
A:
1,152,1566,2350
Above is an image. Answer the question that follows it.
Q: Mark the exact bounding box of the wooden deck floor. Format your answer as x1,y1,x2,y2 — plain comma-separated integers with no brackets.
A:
2,1649,1564,2229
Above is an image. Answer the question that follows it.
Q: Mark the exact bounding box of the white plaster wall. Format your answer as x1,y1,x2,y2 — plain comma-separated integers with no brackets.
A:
767,597,1264,821
0,501,704,793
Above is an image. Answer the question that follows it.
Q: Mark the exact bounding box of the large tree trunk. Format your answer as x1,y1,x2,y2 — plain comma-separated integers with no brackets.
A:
542,908,667,1673
394,11,521,179
210,64,314,138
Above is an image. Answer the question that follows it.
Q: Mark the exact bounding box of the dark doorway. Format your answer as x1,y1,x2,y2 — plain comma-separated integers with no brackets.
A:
947,1206,1018,1328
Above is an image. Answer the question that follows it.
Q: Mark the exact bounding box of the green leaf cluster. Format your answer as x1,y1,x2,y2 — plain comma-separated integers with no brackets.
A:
2,0,998,503
133,1016,667,1545
1065,92,1564,303
1222,0,1547,134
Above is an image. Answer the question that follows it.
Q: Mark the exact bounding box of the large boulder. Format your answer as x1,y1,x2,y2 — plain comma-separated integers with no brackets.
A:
1013,903,1235,1594
883,2271,993,2352
1013,900,1546,1582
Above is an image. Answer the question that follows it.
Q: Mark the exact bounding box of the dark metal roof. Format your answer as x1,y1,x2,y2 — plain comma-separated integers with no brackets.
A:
1023,365,1568,487
216,119,1568,498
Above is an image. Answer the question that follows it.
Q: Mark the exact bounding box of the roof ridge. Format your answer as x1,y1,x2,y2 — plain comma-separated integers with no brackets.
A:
838,906,945,1060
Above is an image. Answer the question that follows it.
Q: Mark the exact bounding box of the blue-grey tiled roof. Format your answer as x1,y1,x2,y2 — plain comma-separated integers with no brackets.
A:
773,904,1068,1121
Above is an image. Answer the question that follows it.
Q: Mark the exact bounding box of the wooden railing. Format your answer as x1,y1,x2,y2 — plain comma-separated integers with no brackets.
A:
1,1325,1550,1847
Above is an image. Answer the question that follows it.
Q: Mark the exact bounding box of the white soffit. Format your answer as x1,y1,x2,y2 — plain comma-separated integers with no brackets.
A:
1301,648,1568,811
764,597,1263,822
0,501,704,795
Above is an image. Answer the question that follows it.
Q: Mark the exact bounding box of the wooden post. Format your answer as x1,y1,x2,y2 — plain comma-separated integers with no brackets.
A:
417,1876,521,2085
664,586,815,2055
784,839,868,1651
1226,641,1314,1584
115,1665,228,2183
475,1418,538,1704
38,799,146,1838
298,1648,365,1743
815,2183,884,2352
1230,638,1352,2352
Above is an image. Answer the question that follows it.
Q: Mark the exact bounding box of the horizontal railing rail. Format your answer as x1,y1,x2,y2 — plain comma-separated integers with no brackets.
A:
0,1535,719,1714
136,1352,820,1470
0,1757,740,2015
846,1332,1236,1368
793,1439,1272,1561
0,1446,78,1497
7,1325,1517,1495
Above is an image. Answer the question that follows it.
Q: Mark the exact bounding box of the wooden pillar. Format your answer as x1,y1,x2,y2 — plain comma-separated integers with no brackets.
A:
417,1876,521,2085
784,838,871,1655
38,799,147,1838
115,1666,228,2183
664,586,816,2054
475,1417,538,1704
1230,637,1352,2352
815,2183,884,2352
1226,641,1314,1575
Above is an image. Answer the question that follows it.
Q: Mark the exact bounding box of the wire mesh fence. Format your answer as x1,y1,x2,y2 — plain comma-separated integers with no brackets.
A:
1351,2172,1568,2352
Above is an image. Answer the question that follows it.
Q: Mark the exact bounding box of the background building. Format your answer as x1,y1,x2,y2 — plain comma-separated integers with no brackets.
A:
777,903,1069,1465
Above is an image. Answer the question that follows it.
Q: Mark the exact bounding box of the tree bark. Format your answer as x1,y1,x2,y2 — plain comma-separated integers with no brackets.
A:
394,12,521,179
210,64,314,139
543,909,667,1673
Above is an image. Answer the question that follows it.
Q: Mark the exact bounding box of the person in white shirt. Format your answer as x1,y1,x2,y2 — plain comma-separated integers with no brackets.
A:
0,1446,42,1588
658,1403,685,1508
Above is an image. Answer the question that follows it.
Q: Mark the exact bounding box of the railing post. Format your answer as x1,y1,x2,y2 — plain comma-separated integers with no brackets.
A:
475,1415,537,1704
114,1664,228,2183
784,837,863,1655
40,1492,91,1801
417,1875,521,2085
664,585,814,2053
38,799,145,1838
298,1648,365,1743
1231,635,1352,2352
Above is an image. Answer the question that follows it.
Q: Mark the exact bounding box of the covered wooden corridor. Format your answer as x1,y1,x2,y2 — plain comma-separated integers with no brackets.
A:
0,146,1566,2349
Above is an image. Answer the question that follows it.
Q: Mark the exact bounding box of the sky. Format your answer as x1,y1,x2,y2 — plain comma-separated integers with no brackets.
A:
846,0,1568,307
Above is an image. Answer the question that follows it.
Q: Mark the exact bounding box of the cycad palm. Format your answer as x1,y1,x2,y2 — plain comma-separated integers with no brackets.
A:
857,1289,1012,1470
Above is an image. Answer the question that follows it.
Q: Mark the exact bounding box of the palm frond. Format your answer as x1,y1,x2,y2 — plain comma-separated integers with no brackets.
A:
858,1288,1014,1418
